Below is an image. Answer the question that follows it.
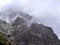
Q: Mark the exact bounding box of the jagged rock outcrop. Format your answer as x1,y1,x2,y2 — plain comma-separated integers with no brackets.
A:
11,17,60,45
0,9,60,45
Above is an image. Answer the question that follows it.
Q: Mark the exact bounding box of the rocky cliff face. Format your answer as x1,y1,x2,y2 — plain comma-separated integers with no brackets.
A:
11,16,60,45
0,10,60,45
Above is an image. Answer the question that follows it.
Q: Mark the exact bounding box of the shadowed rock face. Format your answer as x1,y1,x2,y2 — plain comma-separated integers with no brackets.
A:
12,17,25,26
0,10,60,45
11,17,60,45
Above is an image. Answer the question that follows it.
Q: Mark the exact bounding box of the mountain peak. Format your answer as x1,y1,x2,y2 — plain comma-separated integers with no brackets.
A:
0,9,60,45
0,9,32,24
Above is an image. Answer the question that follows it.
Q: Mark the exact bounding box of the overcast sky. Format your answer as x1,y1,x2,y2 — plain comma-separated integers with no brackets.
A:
0,0,60,39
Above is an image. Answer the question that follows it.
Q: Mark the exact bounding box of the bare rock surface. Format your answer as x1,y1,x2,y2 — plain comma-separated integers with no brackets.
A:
11,17,60,45
0,9,60,45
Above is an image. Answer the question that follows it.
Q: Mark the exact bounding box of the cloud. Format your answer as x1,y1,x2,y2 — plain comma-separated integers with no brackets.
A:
12,0,29,6
0,0,12,11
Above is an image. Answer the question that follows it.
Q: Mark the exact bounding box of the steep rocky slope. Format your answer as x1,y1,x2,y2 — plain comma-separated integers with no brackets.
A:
0,10,60,45
11,17,60,45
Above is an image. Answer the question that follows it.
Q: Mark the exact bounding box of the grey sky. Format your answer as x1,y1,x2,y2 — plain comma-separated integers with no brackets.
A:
0,0,60,39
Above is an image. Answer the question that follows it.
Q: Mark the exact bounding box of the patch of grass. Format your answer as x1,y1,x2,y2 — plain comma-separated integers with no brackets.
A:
0,32,11,45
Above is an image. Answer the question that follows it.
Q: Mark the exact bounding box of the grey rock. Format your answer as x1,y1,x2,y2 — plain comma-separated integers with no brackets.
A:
0,9,60,45
11,17,60,45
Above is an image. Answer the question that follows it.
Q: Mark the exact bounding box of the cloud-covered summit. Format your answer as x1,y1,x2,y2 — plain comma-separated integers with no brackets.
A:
0,0,60,39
